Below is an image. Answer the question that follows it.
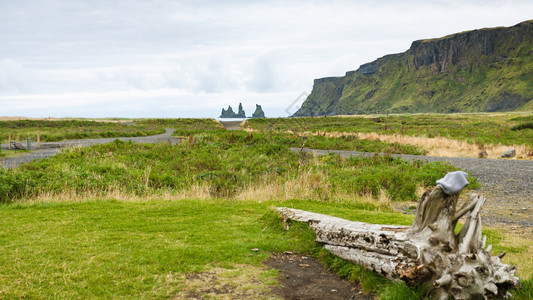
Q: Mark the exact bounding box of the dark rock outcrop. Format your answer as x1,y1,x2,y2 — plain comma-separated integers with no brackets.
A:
220,106,237,118
251,104,265,118
220,103,246,118
237,103,246,118
294,20,533,116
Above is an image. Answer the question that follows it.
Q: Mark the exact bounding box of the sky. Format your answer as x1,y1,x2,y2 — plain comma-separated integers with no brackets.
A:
1,0,532,118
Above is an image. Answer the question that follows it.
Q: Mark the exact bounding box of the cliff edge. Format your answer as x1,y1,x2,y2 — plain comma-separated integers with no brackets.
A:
294,20,533,116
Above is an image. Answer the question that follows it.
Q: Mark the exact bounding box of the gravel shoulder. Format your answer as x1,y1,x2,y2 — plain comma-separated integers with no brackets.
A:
295,148,533,230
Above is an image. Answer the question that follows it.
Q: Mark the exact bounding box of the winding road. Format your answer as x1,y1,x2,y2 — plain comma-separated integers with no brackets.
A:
0,128,179,169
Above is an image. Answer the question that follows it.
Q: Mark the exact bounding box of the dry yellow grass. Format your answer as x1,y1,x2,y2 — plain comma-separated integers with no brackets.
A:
235,170,392,210
23,183,213,204
356,132,532,160
292,130,532,160
22,167,392,210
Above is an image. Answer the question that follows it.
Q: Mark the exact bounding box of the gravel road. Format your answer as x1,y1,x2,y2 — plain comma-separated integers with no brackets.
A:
0,128,179,169
295,148,533,229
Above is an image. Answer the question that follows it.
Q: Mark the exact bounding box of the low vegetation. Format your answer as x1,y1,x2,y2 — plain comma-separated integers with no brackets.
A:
0,119,162,142
245,114,533,148
0,118,223,143
0,199,529,299
0,130,462,203
245,114,533,158
0,116,530,298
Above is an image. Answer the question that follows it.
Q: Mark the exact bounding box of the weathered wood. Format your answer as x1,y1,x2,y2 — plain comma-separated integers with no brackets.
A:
278,187,521,299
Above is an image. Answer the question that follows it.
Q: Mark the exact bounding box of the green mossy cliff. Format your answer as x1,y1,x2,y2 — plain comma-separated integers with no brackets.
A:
294,20,533,116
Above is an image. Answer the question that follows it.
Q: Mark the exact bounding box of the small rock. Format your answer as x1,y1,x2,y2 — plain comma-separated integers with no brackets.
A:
283,251,293,255
331,289,338,293
501,149,516,158
251,248,259,252
522,207,527,210
299,264,310,267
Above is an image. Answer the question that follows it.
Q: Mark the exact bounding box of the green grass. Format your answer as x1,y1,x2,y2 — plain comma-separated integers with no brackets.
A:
0,135,462,203
0,199,290,298
0,199,401,298
0,199,529,299
0,120,162,142
246,113,533,148
174,128,426,155
0,118,223,142
0,117,526,298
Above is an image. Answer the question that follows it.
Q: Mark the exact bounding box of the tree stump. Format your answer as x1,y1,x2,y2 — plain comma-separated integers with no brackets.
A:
278,186,521,299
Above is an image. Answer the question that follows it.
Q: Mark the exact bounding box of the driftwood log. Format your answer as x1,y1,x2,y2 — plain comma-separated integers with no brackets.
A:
278,187,521,299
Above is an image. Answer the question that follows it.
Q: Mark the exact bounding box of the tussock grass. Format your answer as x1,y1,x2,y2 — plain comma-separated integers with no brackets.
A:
0,118,223,142
245,114,533,159
357,132,532,159
1,136,459,203
235,170,393,210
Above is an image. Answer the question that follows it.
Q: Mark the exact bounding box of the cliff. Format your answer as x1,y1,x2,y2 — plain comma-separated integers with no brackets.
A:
294,20,533,116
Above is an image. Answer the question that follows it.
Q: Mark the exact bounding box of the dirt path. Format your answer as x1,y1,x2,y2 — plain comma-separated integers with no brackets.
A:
0,129,179,169
295,148,533,230
267,253,372,300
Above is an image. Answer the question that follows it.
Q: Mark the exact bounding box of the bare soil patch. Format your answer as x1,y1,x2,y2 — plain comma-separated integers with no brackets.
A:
266,252,373,300
174,265,277,299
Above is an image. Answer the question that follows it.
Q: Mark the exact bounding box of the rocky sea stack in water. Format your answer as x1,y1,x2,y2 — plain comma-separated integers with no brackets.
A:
294,20,533,116
220,103,246,118
252,104,265,118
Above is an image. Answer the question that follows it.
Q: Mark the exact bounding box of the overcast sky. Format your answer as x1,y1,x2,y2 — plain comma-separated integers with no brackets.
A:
1,0,532,118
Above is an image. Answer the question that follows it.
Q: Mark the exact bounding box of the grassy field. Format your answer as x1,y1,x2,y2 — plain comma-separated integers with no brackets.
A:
0,116,531,298
245,113,533,148
0,199,530,299
0,118,223,143
245,113,533,159
0,130,461,203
